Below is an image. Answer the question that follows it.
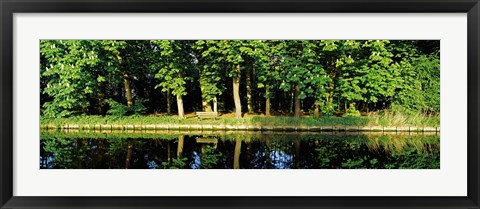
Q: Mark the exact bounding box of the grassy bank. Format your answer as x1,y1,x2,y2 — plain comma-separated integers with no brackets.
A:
41,112,439,128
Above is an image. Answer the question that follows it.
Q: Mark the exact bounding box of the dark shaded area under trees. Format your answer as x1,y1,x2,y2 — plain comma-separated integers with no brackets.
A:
40,40,440,119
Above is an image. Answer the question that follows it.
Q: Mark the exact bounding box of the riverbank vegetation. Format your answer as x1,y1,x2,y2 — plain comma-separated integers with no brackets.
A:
40,40,439,124
41,111,439,128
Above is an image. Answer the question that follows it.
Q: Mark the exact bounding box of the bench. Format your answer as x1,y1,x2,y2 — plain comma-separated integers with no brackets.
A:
195,111,218,119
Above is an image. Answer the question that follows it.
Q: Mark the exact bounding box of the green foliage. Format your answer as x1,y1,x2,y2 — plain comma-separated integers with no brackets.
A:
383,147,440,169
192,40,225,102
106,99,129,117
392,54,440,115
314,135,440,169
40,40,141,118
344,104,361,117
162,157,188,169
279,41,329,100
40,40,440,119
106,98,148,117
40,40,98,118
319,101,336,116
151,40,193,96
41,134,141,169
201,145,222,169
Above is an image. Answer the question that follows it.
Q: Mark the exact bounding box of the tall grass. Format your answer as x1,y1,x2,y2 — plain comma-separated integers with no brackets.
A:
366,110,439,127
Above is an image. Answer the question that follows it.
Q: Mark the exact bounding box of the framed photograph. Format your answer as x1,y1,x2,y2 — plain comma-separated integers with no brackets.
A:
1,0,479,208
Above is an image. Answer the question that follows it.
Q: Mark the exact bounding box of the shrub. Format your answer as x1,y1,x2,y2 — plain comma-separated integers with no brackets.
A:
106,98,148,117
344,103,361,117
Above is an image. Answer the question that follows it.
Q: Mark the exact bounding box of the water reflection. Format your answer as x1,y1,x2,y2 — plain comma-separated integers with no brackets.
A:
40,131,440,169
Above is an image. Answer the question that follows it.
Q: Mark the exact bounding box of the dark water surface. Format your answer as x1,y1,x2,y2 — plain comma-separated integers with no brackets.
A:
40,131,440,169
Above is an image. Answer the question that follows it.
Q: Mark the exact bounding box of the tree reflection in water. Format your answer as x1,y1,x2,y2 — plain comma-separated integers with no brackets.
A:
40,131,440,169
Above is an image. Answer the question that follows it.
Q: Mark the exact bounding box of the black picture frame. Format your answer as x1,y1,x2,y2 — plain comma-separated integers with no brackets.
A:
1,0,479,208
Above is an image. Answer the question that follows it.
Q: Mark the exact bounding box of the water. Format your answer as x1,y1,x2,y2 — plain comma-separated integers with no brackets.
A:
40,130,440,169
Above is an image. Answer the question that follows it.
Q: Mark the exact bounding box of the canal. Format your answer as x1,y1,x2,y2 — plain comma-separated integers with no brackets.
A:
40,130,440,169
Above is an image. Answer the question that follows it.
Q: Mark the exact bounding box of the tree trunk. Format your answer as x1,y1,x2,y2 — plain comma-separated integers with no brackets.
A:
176,94,185,118
97,82,106,115
328,82,335,112
201,87,212,112
167,141,171,166
213,96,218,113
177,135,184,158
294,84,301,117
245,138,252,167
125,141,133,169
202,100,212,112
116,52,133,108
233,64,242,118
290,89,294,114
123,72,133,107
197,54,211,112
265,85,271,117
246,68,253,114
234,137,242,169
313,100,320,117
294,140,301,169
166,89,171,115
265,139,270,168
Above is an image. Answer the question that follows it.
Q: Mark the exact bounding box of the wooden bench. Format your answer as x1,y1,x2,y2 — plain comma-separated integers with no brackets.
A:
195,111,218,119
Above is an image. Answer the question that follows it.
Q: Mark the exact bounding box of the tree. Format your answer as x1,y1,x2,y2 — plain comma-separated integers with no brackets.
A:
255,40,282,116
280,40,326,117
40,40,100,117
151,40,194,118
385,40,440,115
393,54,440,114
360,40,399,110
195,40,256,118
40,39,440,118
192,41,224,113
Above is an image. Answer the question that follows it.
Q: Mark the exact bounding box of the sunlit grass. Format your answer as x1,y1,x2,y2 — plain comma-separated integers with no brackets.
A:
366,110,439,127
41,111,439,128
